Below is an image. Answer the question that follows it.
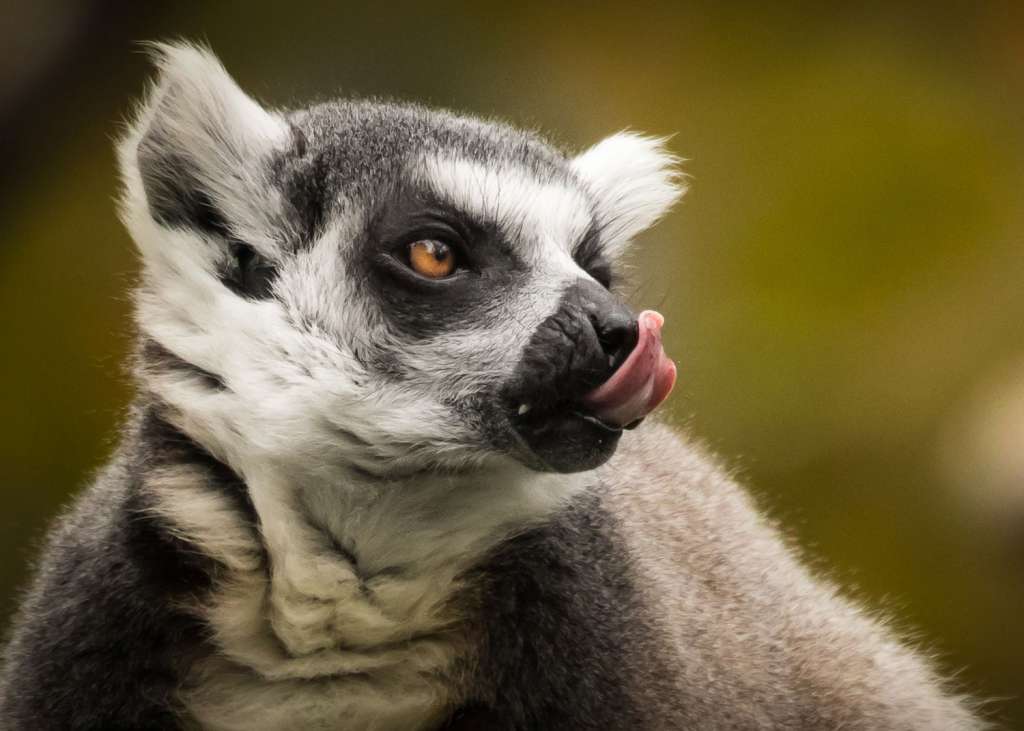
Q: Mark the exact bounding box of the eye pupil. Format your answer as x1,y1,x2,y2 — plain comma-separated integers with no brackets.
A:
408,240,456,279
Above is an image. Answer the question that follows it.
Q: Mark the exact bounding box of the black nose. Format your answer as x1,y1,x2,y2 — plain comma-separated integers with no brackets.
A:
593,308,639,373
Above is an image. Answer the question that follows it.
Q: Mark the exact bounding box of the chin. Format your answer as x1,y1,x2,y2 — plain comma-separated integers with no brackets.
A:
512,408,624,473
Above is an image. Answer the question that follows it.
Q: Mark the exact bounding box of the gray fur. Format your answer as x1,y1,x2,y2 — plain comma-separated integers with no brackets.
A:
443,422,983,729
1,43,983,730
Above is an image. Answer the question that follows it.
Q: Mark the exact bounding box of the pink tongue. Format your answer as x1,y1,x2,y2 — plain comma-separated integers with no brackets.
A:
582,310,676,428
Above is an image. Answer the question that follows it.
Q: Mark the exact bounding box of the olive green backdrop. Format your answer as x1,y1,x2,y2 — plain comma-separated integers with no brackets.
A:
2,2,1022,724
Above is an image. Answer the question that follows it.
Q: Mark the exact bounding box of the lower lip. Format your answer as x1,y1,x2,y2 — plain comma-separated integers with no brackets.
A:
515,403,621,432
572,410,623,434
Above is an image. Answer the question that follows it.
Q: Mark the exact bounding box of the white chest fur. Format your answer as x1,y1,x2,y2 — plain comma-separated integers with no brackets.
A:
147,461,584,730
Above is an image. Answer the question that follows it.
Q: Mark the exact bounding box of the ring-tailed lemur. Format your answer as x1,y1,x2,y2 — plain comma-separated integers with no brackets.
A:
0,43,982,730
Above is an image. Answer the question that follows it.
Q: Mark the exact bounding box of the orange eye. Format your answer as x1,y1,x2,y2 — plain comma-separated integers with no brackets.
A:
407,240,457,279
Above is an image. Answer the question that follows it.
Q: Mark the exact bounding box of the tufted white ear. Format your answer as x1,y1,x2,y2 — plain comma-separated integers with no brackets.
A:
571,132,685,259
117,41,291,258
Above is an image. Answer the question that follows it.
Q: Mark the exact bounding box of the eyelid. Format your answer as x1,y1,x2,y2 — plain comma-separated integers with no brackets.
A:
395,223,461,252
397,211,468,245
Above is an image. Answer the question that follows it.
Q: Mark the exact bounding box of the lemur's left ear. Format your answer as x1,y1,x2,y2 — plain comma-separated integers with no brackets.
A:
571,132,685,259
118,42,291,256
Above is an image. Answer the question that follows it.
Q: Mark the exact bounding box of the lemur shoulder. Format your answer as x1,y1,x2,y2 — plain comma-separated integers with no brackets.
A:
0,44,983,730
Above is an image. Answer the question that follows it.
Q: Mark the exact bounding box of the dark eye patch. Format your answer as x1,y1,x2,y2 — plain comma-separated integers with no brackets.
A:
355,184,527,342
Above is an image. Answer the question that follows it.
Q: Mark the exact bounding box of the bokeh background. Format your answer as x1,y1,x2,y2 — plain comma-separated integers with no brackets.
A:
2,1,1022,724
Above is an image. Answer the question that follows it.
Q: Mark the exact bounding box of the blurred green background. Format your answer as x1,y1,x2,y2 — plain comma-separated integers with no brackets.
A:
2,1,1022,724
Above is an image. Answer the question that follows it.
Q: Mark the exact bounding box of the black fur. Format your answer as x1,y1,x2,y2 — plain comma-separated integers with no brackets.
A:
275,123,328,245
221,241,278,300
136,139,229,240
452,490,679,729
0,406,255,729
137,406,259,530
142,339,227,392
571,223,614,290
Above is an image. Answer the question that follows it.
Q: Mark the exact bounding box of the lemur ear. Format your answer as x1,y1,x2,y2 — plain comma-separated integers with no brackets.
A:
118,42,290,253
571,132,685,259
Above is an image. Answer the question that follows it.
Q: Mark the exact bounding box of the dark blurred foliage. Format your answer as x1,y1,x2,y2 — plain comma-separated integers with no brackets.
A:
1,1,1022,724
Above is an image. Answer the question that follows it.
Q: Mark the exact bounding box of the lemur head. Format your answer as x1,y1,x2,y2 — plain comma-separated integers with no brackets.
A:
120,43,683,479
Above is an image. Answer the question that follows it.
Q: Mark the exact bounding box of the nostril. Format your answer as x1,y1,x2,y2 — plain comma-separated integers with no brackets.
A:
595,311,639,372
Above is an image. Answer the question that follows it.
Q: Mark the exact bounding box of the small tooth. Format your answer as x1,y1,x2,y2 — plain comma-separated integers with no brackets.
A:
517,404,531,415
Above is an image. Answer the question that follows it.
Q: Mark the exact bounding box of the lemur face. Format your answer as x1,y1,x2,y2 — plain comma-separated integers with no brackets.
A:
121,45,682,478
